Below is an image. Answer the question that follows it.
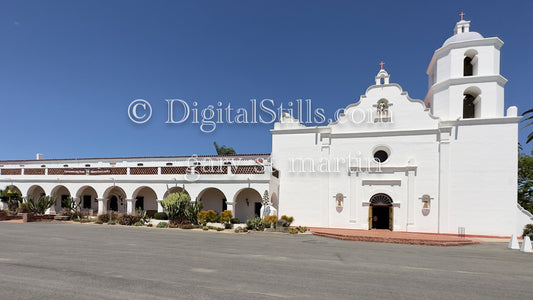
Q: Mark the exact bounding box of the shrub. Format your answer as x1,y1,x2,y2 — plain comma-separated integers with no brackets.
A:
107,221,116,225
26,195,57,215
169,215,191,227
216,227,224,231
98,214,110,223
134,221,143,226
203,226,209,231
17,203,31,214
219,210,233,226
246,217,264,231
154,212,168,220
95,220,103,224
289,228,299,234
263,215,278,228
523,224,533,238
161,192,191,220
181,224,194,229
297,226,308,233
197,211,209,226
230,218,240,224
206,210,218,223
156,222,168,228
234,227,247,233
185,201,203,225
136,208,149,225
280,215,294,227
116,213,136,225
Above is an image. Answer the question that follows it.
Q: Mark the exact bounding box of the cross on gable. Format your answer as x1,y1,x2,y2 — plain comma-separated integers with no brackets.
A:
379,61,385,70
460,12,465,21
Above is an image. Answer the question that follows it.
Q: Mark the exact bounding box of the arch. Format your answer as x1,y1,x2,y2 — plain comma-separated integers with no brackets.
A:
27,185,46,201
4,185,22,197
233,188,262,222
76,186,98,211
163,186,188,199
463,86,482,118
369,193,393,230
463,49,478,76
51,185,71,214
104,186,127,213
271,192,279,211
132,186,158,214
197,187,227,214
1,185,22,210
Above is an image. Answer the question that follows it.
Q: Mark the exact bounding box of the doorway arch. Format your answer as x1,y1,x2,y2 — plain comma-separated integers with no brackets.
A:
368,193,393,231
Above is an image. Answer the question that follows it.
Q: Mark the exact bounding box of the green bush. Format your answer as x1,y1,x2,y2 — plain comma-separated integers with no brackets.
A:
523,224,533,238
246,217,264,231
161,192,191,220
289,228,299,234
206,210,218,223
230,218,240,224
181,224,194,229
134,221,143,226
154,212,168,220
185,201,203,225
297,226,308,233
107,221,116,225
95,220,103,224
156,222,168,228
216,227,224,231
197,211,209,226
280,215,294,227
219,210,233,226
263,215,278,228
203,226,209,231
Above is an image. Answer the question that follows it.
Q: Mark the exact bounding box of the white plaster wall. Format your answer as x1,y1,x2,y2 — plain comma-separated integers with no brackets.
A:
446,122,519,235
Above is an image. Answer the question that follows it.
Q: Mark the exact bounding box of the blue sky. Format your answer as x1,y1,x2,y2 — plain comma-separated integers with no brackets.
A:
1,0,532,160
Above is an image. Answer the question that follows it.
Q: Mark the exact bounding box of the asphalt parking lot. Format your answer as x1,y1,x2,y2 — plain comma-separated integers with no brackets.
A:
0,222,532,299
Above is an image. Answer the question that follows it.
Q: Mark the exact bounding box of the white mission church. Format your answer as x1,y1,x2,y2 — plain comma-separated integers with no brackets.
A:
1,17,531,236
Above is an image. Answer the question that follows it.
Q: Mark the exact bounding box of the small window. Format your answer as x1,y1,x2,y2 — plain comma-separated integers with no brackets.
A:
63,164,68,167
166,162,173,166
137,163,143,166
373,150,389,163
41,165,46,168
85,164,90,167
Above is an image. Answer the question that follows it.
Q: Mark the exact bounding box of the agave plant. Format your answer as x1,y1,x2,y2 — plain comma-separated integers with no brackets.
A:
26,195,57,215
523,108,533,144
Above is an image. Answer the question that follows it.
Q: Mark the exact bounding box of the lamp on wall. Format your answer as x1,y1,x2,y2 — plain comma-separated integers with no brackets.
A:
246,198,249,206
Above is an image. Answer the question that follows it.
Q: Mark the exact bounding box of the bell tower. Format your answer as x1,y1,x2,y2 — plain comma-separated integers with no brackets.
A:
424,13,507,120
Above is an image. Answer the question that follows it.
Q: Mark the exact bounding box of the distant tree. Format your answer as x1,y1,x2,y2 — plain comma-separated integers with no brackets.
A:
522,108,533,144
518,150,533,214
214,142,236,155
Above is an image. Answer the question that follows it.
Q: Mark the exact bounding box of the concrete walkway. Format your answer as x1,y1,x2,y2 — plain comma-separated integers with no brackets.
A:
310,228,479,246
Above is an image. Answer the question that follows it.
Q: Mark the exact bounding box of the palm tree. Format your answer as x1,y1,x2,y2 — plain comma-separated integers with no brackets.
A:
523,108,533,144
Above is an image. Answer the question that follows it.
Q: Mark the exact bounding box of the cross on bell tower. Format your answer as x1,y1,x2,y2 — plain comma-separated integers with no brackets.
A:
375,61,390,85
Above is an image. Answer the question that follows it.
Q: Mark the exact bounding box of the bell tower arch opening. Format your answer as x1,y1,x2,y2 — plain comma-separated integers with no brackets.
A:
463,86,481,119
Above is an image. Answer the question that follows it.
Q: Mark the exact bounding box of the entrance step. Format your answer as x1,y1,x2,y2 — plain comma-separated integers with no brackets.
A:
311,229,478,246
